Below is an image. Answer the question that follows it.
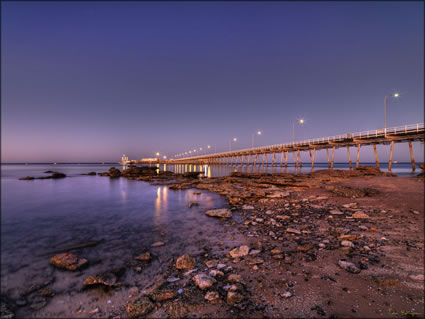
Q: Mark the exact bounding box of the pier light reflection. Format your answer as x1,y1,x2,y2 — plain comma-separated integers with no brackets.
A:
154,186,169,227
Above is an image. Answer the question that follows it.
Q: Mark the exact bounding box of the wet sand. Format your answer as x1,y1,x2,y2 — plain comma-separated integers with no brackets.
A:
2,166,424,318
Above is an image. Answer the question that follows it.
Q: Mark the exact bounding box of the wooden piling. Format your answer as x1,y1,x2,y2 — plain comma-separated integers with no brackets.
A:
347,145,352,169
326,148,330,168
309,148,316,169
297,150,302,168
293,151,297,167
285,151,289,167
280,151,284,167
356,144,361,168
331,146,335,169
408,140,416,171
388,141,394,171
373,144,379,169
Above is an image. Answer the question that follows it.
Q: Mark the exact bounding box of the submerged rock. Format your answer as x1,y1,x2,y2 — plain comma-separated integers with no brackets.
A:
83,268,125,288
109,167,121,178
135,252,152,261
205,209,232,219
175,254,195,270
50,253,87,271
19,176,35,180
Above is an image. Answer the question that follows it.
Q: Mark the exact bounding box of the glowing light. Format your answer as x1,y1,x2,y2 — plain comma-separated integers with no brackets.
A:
393,93,399,98
163,156,167,159
233,137,237,142
194,149,196,152
299,119,304,124
200,148,203,151
257,131,262,135
189,151,192,154
207,145,211,149
156,152,160,156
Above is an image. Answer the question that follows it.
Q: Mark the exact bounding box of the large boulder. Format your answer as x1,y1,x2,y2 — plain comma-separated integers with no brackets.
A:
109,167,121,178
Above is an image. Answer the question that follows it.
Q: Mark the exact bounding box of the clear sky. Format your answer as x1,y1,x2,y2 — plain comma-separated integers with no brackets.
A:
1,1,424,163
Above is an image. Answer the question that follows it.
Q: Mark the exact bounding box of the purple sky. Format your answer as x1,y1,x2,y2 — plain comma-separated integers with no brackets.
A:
1,2,423,163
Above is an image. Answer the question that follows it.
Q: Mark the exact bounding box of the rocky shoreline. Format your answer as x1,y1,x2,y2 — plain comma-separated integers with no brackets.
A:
6,165,424,318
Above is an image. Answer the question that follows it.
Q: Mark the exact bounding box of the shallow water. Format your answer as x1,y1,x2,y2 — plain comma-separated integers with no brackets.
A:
1,164,246,317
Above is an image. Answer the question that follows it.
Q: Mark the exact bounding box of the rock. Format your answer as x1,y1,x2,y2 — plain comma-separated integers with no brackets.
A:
228,274,242,283
271,249,283,255
19,176,35,180
248,258,264,265
189,202,199,208
209,270,224,277
267,191,290,198
227,291,244,305
276,215,291,221
175,254,195,270
192,273,216,290
1,297,15,319
351,211,370,219
153,290,176,302
193,191,201,195
296,244,313,252
408,274,424,282
230,245,250,258
205,209,232,219
338,260,361,274
217,263,227,270
83,268,125,288
286,228,301,235
410,210,420,215
205,291,220,303
50,253,88,271
126,297,154,318
315,196,328,200
281,291,293,298
342,203,357,208
87,172,96,175
151,241,165,247
242,205,254,210
184,269,197,276
166,277,180,283
205,260,218,268
249,249,261,256
329,210,344,215
51,172,66,178
108,167,121,178
341,240,354,248
135,252,151,261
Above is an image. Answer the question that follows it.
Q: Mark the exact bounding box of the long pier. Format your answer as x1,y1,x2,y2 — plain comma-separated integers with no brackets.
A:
167,123,424,171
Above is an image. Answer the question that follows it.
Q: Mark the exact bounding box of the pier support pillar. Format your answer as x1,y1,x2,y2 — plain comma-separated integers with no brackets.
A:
280,151,284,167
297,150,302,168
356,144,361,168
326,148,330,168
263,153,267,166
285,151,289,167
309,148,316,169
272,152,276,166
347,145,352,169
408,140,416,171
331,146,335,169
373,144,380,169
293,151,297,167
388,141,394,171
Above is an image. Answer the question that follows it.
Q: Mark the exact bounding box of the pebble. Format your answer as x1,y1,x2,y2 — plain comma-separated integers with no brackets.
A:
351,212,370,219
338,260,361,274
281,291,293,298
151,241,165,247
193,273,216,290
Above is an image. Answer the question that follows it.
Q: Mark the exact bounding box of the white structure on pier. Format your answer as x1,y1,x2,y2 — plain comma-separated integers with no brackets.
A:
121,154,129,164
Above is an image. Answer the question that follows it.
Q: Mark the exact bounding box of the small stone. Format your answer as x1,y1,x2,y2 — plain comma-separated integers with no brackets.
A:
193,273,216,290
205,209,232,219
253,265,259,271
284,256,293,264
248,258,264,265
351,211,370,219
272,254,284,260
217,263,226,270
338,260,361,274
315,196,328,200
228,274,242,283
209,270,224,277
341,240,354,248
329,210,344,215
151,241,165,247
286,228,301,235
242,205,254,210
154,290,176,302
135,252,151,261
249,249,261,256
408,274,424,282
230,245,250,258
255,218,264,223
205,260,218,268
410,210,419,215
297,244,313,252
166,276,180,283
281,291,293,298
175,254,195,270
276,215,291,221
126,297,154,318
50,253,88,271
343,203,357,208
205,291,220,303
227,291,244,305
265,210,274,215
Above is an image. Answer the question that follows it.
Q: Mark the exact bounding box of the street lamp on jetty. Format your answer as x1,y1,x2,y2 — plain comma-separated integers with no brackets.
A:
384,92,399,130
252,130,262,148
229,137,237,151
292,119,304,143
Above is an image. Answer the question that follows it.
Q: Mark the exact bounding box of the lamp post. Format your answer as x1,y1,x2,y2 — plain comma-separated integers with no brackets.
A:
384,93,399,129
155,152,160,159
207,145,211,154
292,119,304,143
229,137,237,151
251,131,262,148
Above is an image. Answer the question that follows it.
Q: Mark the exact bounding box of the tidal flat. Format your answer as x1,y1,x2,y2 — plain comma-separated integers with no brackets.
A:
1,165,424,318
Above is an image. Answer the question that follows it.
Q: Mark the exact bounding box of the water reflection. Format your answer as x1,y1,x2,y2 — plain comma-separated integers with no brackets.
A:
154,186,168,226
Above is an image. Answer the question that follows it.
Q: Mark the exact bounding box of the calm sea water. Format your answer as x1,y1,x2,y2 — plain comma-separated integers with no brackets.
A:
0,162,420,316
